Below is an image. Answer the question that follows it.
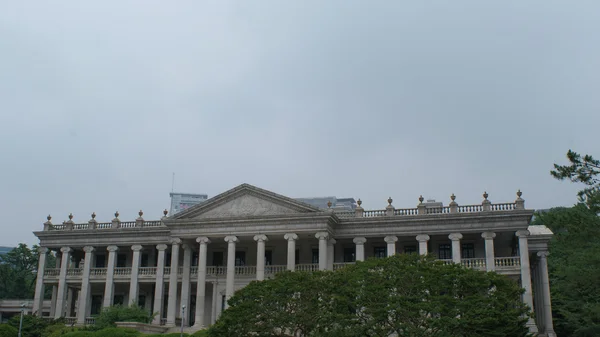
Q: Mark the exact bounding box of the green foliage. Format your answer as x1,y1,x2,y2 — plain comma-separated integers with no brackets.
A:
209,254,531,337
551,149,600,212
60,332,93,337
0,324,18,337
532,205,600,336
94,305,154,330
92,327,140,337
190,330,208,337
7,315,64,337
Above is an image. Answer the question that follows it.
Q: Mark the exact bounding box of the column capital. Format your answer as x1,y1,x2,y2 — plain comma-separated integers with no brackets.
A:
284,233,298,241
196,237,211,245
83,246,95,253
315,232,329,240
156,244,168,251
38,247,49,254
107,245,119,252
328,238,337,245
224,236,239,243
60,246,72,253
131,245,143,252
353,237,367,245
170,238,182,245
182,243,192,251
537,251,550,258
384,236,398,243
416,234,430,242
253,234,268,242
515,230,530,238
481,232,496,240
448,233,463,241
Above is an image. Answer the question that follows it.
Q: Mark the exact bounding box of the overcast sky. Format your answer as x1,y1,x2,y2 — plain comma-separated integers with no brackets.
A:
1,1,599,246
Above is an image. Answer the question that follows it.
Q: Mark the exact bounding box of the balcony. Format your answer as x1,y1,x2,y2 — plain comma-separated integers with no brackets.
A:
42,257,521,281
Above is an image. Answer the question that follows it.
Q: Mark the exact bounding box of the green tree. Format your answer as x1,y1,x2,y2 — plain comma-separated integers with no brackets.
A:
551,149,600,212
531,205,600,336
208,254,531,337
94,305,154,330
0,244,56,300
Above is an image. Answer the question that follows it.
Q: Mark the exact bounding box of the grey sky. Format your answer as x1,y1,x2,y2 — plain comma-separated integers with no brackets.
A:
1,1,599,246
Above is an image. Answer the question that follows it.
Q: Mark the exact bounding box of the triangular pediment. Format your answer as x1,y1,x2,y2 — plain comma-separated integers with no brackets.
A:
173,183,322,219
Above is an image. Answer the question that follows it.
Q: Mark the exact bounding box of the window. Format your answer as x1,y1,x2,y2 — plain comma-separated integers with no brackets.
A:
343,248,356,262
113,295,124,306
138,295,146,308
295,249,300,265
438,244,452,260
95,255,106,268
165,253,172,267
265,250,273,266
141,253,149,267
462,243,475,259
374,247,387,258
212,252,224,266
312,249,319,264
117,254,127,268
404,246,417,254
235,251,246,266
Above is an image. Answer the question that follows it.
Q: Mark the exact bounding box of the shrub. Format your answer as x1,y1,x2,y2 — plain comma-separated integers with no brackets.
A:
94,305,154,329
0,324,18,337
61,331,93,337
93,327,141,337
191,330,208,337
44,325,79,337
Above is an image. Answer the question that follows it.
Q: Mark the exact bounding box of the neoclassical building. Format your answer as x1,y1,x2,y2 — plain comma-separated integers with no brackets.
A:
32,184,556,336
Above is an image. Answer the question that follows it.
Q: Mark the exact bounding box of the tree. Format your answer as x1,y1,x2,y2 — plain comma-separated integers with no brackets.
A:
551,150,600,212
94,305,155,330
531,205,600,337
0,244,56,300
208,254,531,337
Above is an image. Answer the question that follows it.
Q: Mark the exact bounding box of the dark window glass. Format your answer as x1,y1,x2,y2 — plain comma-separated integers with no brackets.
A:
138,295,146,308
113,295,124,306
95,255,106,268
265,250,273,265
462,243,475,259
438,244,452,260
312,249,319,264
374,247,387,258
165,253,172,267
404,246,417,254
141,254,149,267
343,248,356,262
295,249,300,265
117,254,127,268
212,252,223,266
235,251,246,266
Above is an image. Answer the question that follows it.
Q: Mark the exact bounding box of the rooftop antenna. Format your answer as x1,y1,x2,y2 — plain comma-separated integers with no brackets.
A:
171,173,175,193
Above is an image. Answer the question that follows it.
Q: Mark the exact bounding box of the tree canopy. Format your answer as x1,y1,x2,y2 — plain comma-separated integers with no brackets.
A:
208,254,531,337
0,244,55,300
551,149,600,212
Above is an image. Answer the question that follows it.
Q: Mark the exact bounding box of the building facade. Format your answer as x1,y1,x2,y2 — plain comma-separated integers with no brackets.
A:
32,184,556,336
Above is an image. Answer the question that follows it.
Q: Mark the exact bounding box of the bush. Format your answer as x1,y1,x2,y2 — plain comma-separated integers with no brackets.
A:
94,305,154,330
44,325,80,337
8,315,53,337
191,330,208,337
0,324,18,337
61,332,93,337
93,327,141,337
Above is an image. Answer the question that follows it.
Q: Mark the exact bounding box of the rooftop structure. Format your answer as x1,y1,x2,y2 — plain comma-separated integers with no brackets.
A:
30,184,555,335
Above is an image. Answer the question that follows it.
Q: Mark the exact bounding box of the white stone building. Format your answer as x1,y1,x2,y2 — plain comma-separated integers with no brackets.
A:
31,184,556,336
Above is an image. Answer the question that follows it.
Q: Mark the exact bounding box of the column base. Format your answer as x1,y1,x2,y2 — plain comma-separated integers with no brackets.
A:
526,318,538,333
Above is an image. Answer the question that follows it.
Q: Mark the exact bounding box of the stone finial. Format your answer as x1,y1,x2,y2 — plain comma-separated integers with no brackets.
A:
327,200,332,208
449,193,458,213
517,189,523,198
136,209,144,227
483,191,489,200
482,191,491,211
419,195,424,203
91,212,96,219
388,197,393,205
515,189,525,209
43,215,53,231
386,197,394,216
450,193,456,201
163,209,168,216
68,213,73,220
355,199,364,217
114,211,120,218
88,212,97,229
357,199,362,207
47,215,52,221
138,210,143,217
112,211,121,229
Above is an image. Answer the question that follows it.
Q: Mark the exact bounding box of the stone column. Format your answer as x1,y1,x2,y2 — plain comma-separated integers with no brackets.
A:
254,235,268,280
102,246,119,308
194,237,210,328
327,239,336,270
224,236,238,308
66,288,74,317
77,246,94,324
166,238,182,326
516,230,538,334
180,244,192,326
537,251,556,337
353,237,367,262
152,244,168,325
128,245,143,306
316,232,329,270
481,232,496,271
33,247,49,316
449,233,463,263
55,247,71,318
384,236,398,257
416,235,429,255
284,233,298,271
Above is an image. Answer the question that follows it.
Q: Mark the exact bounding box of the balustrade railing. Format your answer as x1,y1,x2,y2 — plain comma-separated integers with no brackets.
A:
190,267,198,275
51,225,66,230
363,210,386,217
90,268,107,276
44,268,60,277
265,265,287,274
438,259,453,265
495,256,520,268
457,205,483,213
85,318,95,325
295,263,319,272
206,266,226,275
144,221,162,227
490,203,516,211
461,258,486,269
394,208,419,216
114,267,131,276
120,221,136,228
73,223,88,230
426,207,451,214
66,268,82,276
160,318,167,326
139,267,156,276
164,267,171,275
235,266,256,275
65,317,76,325
97,222,112,229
